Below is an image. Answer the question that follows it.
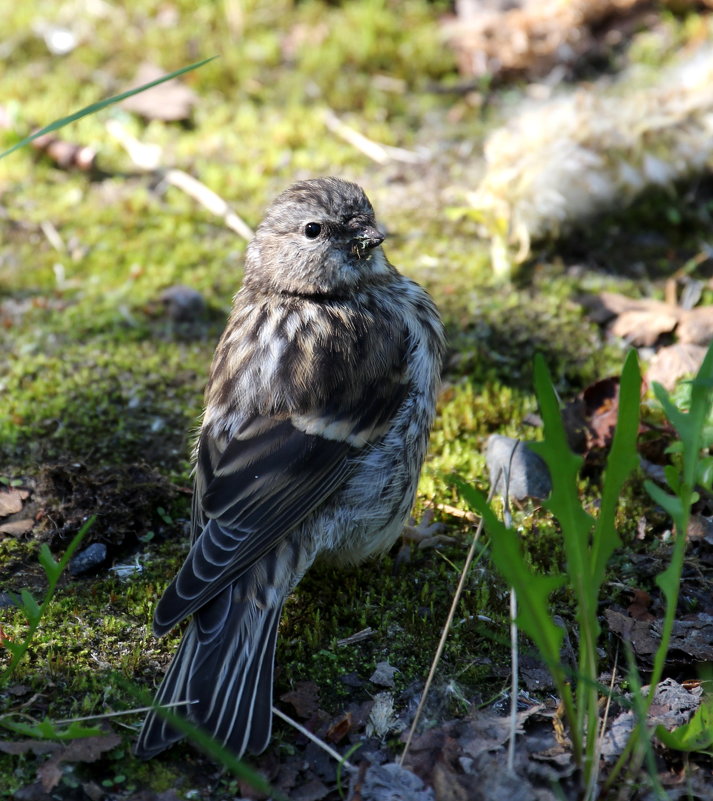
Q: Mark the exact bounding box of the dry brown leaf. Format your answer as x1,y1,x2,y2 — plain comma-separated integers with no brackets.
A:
443,0,647,79
0,487,29,517
585,291,683,345
121,63,197,121
0,519,34,536
605,608,660,661
291,778,330,801
655,613,713,662
430,761,471,801
325,712,352,744
31,133,96,171
561,374,647,456
676,306,713,345
646,343,707,391
627,589,654,622
610,309,680,346
280,681,320,719
579,376,621,450
37,761,63,793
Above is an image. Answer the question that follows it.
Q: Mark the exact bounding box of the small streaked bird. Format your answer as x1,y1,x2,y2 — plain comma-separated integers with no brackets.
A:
135,177,445,759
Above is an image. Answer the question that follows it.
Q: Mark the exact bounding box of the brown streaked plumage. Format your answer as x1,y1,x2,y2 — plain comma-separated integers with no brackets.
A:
135,177,445,759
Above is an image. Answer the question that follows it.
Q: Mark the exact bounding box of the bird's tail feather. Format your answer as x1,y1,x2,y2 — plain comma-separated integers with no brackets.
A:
134,597,283,760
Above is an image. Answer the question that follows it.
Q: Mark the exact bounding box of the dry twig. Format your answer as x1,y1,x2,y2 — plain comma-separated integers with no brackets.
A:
399,500,486,764
323,109,427,165
271,705,356,772
106,119,253,241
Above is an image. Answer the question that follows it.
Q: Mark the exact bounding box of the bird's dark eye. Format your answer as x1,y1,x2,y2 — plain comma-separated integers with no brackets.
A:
304,222,322,239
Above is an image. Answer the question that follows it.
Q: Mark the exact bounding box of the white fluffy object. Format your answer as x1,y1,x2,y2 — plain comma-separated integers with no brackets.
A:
467,45,713,276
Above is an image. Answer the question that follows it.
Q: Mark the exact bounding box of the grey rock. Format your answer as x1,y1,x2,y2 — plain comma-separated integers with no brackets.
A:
69,542,107,576
486,435,551,501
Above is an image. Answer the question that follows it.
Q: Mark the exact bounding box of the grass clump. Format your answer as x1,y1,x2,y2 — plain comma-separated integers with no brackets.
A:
458,345,713,797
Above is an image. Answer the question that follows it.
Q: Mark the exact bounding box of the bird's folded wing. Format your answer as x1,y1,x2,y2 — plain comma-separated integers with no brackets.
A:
153,380,407,634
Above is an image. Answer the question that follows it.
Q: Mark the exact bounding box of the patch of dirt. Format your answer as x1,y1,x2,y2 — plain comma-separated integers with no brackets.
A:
0,463,179,592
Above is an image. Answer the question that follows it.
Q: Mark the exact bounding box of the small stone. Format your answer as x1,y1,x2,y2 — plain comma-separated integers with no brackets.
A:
355,762,435,801
69,543,107,576
159,284,206,322
486,435,551,501
370,661,398,688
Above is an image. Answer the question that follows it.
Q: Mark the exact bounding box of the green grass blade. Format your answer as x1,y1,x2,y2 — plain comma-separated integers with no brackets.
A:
0,56,216,161
655,698,713,753
529,354,599,776
0,716,102,740
529,355,594,581
644,343,713,742
38,543,62,582
120,678,282,799
590,349,641,587
19,589,41,625
682,345,713,485
1,517,94,683
454,479,565,670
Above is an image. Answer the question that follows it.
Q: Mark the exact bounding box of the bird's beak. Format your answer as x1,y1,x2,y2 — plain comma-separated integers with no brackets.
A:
351,226,385,257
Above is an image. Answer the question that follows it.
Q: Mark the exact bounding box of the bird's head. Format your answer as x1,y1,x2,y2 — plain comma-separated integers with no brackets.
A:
244,177,391,297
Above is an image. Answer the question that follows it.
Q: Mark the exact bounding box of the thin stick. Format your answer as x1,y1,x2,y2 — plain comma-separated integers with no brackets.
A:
53,699,197,725
399,500,488,765
106,120,253,241
435,502,478,523
164,169,254,241
508,587,518,772
585,651,618,801
323,109,426,165
272,705,356,773
502,447,519,774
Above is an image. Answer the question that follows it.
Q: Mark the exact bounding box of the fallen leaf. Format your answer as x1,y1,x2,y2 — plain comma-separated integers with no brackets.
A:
582,291,681,346
431,761,470,801
0,519,34,536
353,762,435,801
582,376,620,451
325,712,352,744
12,781,55,801
687,515,713,546
611,309,680,346
653,613,713,662
561,375,640,455
18,732,123,791
646,343,707,391
292,777,330,801
605,608,660,661
31,133,96,171
648,678,701,730
677,306,713,345
627,589,654,621
0,487,28,517
122,63,197,121
442,0,646,80
37,761,63,793
280,681,320,719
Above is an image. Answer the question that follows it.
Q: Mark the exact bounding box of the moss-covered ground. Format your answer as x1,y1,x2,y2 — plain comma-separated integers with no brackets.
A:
1,2,712,798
